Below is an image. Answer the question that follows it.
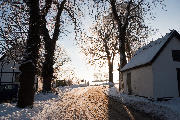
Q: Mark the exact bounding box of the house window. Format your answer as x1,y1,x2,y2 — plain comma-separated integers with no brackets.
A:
172,50,180,62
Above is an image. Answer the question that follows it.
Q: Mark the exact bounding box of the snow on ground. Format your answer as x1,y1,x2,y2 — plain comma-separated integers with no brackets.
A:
105,87,180,120
33,86,93,120
33,85,150,120
1,85,179,120
0,93,58,120
0,85,84,120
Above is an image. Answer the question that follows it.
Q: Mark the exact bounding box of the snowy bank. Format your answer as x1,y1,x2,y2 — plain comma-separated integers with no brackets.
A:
105,87,180,120
0,85,84,120
0,93,58,120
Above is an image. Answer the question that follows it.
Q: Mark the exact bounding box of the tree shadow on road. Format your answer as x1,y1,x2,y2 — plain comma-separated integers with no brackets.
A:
106,86,154,120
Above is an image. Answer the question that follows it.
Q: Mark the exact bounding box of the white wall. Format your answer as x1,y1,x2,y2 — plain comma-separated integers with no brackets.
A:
153,37,180,98
123,65,154,98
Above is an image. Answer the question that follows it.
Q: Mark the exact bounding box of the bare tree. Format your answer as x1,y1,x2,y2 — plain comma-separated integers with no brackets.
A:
40,0,67,92
17,0,41,108
79,15,118,84
40,0,82,92
92,0,165,89
110,0,165,89
0,0,39,107
53,44,71,81
0,1,28,62
57,64,80,85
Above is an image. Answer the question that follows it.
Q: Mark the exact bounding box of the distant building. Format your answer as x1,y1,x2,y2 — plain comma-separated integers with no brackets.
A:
121,30,180,100
91,80,108,86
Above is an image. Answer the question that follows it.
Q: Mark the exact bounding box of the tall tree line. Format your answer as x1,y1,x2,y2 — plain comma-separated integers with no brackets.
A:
17,0,80,107
0,0,166,107
0,0,76,107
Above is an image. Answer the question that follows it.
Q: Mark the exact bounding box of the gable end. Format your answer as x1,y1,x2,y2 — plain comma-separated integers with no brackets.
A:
121,30,180,72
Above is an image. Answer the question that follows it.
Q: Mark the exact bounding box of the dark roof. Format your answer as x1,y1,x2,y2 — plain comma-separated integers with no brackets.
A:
0,54,6,61
121,30,180,72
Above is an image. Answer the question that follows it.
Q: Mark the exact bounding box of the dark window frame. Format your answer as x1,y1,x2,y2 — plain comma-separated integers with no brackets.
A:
172,50,180,62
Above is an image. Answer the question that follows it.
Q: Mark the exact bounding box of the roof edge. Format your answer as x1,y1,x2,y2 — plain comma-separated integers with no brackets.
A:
121,62,152,72
121,30,180,72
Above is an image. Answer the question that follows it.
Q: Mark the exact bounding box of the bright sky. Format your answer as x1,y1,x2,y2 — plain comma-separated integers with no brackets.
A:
58,0,180,83
149,0,180,39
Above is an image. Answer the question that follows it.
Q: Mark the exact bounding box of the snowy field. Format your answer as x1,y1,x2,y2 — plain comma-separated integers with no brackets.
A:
106,87,180,120
0,85,180,120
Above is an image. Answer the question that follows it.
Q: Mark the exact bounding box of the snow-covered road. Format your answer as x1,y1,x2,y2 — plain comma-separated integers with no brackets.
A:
3,85,179,120
33,86,151,120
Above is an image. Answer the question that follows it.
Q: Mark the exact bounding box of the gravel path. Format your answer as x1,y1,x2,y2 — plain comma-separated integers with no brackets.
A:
34,86,152,120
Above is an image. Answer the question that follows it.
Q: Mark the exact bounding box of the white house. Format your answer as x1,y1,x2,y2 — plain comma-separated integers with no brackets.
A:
0,52,39,90
121,30,180,100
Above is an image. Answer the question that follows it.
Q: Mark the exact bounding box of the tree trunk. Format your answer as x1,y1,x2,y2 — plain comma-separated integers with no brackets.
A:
118,31,127,91
41,0,66,92
110,0,127,90
108,60,113,83
119,32,127,67
126,39,132,61
108,57,114,88
17,62,35,108
17,0,40,108
40,13,53,92
42,40,56,92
